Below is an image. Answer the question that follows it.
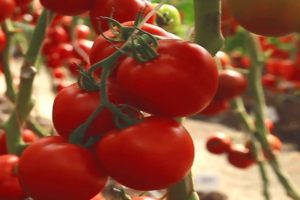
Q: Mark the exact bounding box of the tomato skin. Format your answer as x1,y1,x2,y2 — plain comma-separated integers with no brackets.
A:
215,69,247,100
0,28,6,53
116,39,218,117
227,145,255,169
96,116,195,190
18,136,108,200
228,0,300,36
206,132,231,154
39,0,91,16
0,0,15,23
14,0,31,7
52,82,123,140
0,154,24,200
89,0,155,34
198,98,229,116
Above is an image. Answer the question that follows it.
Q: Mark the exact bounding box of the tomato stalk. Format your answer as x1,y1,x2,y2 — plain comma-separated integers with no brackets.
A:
3,9,54,155
1,20,17,102
230,98,271,200
193,0,224,55
243,32,300,200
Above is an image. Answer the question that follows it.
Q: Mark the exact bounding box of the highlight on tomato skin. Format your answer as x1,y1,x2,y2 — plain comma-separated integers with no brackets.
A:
227,144,255,169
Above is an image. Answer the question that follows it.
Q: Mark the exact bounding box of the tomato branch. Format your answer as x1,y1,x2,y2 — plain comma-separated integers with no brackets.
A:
3,9,54,155
1,20,17,102
193,0,224,55
244,31,300,200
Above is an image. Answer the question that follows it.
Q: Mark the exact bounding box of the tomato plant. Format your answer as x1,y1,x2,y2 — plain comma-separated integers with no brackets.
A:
18,136,108,200
96,116,194,190
89,0,155,33
116,39,218,117
0,154,24,200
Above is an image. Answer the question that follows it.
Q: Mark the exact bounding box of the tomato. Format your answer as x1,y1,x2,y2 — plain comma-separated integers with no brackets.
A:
96,116,194,190
52,82,123,141
0,0,15,23
228,0,300,36
198,98,229,116
18,136,108,200
89,0,155,34
46,26,69,44
0,28,6,53
0,129,38,155
206,132,231,154
0,154,24,200
116,39,218,117
89,21,179,76
90,193,105,200
14,0,31,7
39,0,91,16
220,0,239,37
215,69,247,100
75,24,91,39
227,144,255,169
153,3,181,32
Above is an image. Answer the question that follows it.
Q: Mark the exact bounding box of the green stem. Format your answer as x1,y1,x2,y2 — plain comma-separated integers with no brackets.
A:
167,172,199,200
3,9,53,155
1,20,17,102
230,98,271,200
193,0,224,55
244,32,300,200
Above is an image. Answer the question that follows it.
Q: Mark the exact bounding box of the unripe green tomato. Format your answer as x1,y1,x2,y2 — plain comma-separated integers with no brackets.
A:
153,3,181,32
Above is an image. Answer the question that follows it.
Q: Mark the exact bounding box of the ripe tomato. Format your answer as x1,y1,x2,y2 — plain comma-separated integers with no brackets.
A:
0,28,6,53
39,0,91,16
0,0,15,23
18,136,108,200
116,39,218,117
227,144,255,169
197,98,229,116
0,129,39,155
215,69,247,100
75,24,91,39
96,116,194,190
0,154,24,200
14,0,31,7
89,21,179,77
206,132,231,154
89,0,155,34
52,82,123,141
228,0,300,36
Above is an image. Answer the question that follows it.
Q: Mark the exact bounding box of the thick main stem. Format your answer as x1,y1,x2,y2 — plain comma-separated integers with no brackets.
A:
193,0,224,55
4,10,53,155
244,32,300,200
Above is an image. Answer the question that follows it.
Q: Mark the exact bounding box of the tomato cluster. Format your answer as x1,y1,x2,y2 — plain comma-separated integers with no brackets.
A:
206,131,282,169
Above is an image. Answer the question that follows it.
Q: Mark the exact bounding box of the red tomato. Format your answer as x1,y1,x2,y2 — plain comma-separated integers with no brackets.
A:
0,154,24,200
0,0,15,23
228,0,300,36
89,0,155,34
96,116,194,190
197,98,229,116
39,0,91,16
75,24,91,39
18,136,108,200
227,144,255,169
89,21,179,77
0,28,6,53
116,39,218,117
90,193,105,200
215,69,247,100
0,129,38,155
52,82,123,141
46,26,69,44
206,132,231,154
14,0,31,7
